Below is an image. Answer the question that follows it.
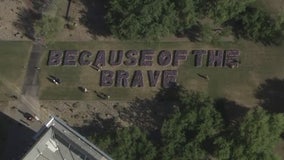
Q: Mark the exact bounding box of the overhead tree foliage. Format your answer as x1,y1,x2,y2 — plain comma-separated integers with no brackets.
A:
33,15,63,41
171,0,196,34
104,0,284,43
160,92,223,160
93,127,157,160
209,0,256,23
214,107,284,160
88,90,284,160
105,0,177,40
192,0,210,15
231,7,284,44
32,0,55,13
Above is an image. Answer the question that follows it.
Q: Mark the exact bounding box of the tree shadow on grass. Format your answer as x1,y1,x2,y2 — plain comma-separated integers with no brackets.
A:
185,25,202,42
255,78,284,113
79,0,111,37
175,24,202,42
226,7,283,46
214,98,248,125
121,97,176,132
113,85,186,143
76,84,186,143
13,9,40,40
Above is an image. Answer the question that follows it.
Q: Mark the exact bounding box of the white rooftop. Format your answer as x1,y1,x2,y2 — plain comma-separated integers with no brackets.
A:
22,117,112,160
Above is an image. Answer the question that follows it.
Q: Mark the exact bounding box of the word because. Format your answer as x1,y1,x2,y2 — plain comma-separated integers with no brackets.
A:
47,50,187,67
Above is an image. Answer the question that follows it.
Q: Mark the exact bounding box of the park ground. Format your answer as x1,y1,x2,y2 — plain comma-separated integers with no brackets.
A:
0,0,284,158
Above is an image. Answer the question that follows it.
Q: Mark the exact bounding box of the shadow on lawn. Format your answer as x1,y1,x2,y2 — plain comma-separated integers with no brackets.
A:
255,78,284,113
122,84,186,131
76,85,185,138
79,0,111,37
214,98,248,125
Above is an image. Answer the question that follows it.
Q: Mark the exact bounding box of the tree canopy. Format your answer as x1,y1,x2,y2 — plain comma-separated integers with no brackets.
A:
105,0,177,40
172,0,196,33
33,15,63,42
90,90,284,160
209,0,256,23
232,7,284,44
161,92,223,159
214,107,284,160
103,0,284,43
94,127,156,160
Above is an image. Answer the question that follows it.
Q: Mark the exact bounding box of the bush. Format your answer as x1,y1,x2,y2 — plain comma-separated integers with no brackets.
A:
34,15,64,41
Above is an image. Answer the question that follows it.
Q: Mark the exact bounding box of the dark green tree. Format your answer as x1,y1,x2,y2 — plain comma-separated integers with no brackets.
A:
105,0,177,40
214,107,284,160
160,92,223,160
232,7,284,44
213,136,232,159
34,15,63,42
32,0,54,13
94,127,156,160
172,0,196,34
210,0,256,23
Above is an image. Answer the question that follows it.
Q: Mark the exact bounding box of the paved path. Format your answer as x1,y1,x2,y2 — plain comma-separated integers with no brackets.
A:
21,43,50,123
22,43,42,97
1,43,49,132
0,43,48,159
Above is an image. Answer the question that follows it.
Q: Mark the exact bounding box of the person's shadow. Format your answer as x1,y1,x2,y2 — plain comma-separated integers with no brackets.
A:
255,78,284,113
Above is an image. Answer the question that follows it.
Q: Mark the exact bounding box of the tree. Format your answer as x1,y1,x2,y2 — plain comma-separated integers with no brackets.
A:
232,7,284,44
160,92,223,160
210,0,256,23
214,107,284,160
172,0,196,34
0,121,7,157
213,137,232,159
32,0,55,13
33,15,63,42
193,0,255,24
105,0,177,40
94,127,157,160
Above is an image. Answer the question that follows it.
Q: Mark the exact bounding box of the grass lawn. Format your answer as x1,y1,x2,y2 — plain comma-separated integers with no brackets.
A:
38,40,284,107
0,41,32,101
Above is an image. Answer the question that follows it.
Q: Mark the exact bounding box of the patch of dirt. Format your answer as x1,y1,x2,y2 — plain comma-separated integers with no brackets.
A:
257,0,284,16
0,0,111,41
55,0,92,41
39,100,130,127
55,0,115,41
0,0,30,40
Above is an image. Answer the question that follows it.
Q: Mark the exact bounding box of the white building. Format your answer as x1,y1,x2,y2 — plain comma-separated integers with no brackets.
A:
22,117,112,160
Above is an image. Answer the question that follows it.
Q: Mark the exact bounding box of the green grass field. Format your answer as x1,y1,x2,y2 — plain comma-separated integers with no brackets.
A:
38,40,284,107
30,0,284,107
0,41,32,100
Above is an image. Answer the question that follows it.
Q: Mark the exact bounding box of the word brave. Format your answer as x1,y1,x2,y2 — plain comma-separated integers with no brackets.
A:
100,70,177,88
